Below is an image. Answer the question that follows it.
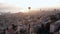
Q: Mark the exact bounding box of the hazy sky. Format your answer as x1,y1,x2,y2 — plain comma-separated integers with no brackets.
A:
0,0,60,9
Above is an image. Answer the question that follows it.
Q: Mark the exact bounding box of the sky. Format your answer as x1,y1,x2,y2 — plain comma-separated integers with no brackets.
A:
0,0,60,13
0,0,60,9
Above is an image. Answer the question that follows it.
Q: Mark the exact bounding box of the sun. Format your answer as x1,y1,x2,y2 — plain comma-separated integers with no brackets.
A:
20,10,25,13
19,7,31,13
20,9,28,13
